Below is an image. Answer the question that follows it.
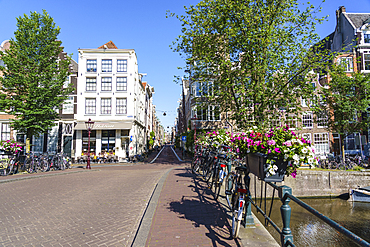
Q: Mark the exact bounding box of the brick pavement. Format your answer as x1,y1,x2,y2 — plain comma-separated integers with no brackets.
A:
0,164,171,246
141,146,241,247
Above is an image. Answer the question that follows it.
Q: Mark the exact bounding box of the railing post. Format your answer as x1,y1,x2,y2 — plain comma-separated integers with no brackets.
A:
243,173,255,227
278,185,293,246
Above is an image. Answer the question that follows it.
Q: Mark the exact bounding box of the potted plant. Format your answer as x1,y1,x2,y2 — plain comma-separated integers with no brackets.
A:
0,139,23,155
230,126,317,182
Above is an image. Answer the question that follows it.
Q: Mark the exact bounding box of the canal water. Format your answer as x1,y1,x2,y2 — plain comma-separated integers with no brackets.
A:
252,198,370,246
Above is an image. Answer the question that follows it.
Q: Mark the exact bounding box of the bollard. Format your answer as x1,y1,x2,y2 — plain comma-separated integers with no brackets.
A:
243,174,255,227
278,185,293,246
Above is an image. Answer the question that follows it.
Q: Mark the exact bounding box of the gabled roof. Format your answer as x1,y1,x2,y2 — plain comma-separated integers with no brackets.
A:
344,13,370,29
98,41,118,49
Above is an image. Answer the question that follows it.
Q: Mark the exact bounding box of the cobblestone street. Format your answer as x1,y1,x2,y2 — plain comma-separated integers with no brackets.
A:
0,162,175,246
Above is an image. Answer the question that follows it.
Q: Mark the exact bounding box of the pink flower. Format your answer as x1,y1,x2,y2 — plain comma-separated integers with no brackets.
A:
267,140,276,145
283,141,292,147
291,171,297,178
274,147,281,153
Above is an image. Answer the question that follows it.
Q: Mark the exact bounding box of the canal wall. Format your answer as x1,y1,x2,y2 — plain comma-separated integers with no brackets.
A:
249,170,370,198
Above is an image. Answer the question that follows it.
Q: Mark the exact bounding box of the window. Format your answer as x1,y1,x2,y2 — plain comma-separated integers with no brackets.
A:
102,130,115,152
270,115,282,128
85,98,96,114
101,77,112,91
209,106,220,120
82,130,96,153
117,77,127,91
86,78,96,91
337,57,353,72
194,105,220,121
116,98,127,114
192,81,213,97
62,96,74,114
101,98,112,114
117,59,127,72
286,114,297,129
314,133,329,154
316,113,328,128
302,112,313,128
301,97,308,107
101,59,112,72
1,123,10,141
364,54,370,70
87,59,97,72
63,76,70,88
364,33,370,43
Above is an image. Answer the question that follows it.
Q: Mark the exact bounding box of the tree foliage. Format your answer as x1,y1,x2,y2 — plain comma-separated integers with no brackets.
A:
0,10,73,139
313,63,370,152
170,0,331,129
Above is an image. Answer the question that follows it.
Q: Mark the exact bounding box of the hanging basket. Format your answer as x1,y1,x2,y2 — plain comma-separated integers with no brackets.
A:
246,153,288,182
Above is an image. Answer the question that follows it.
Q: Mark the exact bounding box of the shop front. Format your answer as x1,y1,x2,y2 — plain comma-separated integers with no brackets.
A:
74,121,133,162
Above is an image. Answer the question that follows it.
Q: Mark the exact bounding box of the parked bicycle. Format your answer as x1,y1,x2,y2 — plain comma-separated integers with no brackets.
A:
225,163,249,238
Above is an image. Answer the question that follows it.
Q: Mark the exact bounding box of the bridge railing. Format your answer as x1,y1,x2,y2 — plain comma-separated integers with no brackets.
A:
243,173,370,247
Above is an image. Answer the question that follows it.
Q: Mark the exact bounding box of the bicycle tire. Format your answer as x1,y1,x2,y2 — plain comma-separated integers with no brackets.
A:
338,162,346,170
225,173,235,209
191,157,199,174
232,210,241,238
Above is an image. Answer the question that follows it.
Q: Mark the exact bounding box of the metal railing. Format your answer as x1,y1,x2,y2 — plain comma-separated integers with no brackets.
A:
243,173,370,247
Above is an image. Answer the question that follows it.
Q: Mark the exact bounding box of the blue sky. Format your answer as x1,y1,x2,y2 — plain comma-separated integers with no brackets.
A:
0,0,370,130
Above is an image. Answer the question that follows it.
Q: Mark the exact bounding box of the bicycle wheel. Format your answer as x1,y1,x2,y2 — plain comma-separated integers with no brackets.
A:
214,166,226,200
225,173,235,209
27,161,35,173
338,162,346,170
231,191,242,239
191,157,199,174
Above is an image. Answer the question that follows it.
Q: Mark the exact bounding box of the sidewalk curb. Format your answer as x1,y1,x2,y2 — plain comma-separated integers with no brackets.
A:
131,167,175,247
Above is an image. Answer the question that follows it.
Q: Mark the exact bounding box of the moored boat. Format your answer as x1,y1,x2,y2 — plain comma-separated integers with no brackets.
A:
350,186,370,202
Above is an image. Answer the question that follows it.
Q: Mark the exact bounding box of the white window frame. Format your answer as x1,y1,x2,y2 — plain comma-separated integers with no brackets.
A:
62,96,74,114
116,77,127,91
313,133,329,154
101,77,112,91
364,53,370,71
101,98,112,115
86,59,97,72
116,98,127,114
117,59,127,72
85,98,96,115
101,59,112,73
1,123,10,141
302,112,313,128
337,57,353,72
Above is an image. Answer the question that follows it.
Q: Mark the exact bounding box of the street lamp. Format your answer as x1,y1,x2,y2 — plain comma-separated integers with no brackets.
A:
85,118,94,169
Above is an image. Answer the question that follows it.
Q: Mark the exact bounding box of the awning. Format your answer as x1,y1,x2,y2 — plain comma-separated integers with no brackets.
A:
74,121,133,130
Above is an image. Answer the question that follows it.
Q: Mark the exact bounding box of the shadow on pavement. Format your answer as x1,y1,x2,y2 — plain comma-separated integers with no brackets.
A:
168,168,242,247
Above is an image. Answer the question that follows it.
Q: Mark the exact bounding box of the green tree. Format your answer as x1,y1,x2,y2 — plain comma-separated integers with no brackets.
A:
313,64,370,159
170,0,331,129
149,131,155,148
0,10,73,140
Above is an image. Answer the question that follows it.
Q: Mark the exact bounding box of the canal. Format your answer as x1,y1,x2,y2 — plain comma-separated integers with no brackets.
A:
252,198,370,246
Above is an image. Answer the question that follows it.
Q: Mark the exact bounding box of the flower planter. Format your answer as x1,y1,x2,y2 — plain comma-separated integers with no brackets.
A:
246,152,288,182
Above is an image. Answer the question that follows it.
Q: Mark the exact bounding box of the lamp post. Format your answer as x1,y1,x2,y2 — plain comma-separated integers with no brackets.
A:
85,118,94,169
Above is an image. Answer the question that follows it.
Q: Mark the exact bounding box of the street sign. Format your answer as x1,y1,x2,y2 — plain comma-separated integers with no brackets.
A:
182,136,187,141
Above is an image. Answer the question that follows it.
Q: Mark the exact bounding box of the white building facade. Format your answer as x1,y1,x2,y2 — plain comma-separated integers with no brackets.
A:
74,41,147,161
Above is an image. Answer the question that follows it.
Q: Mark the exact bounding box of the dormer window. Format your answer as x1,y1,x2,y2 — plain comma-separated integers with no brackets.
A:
337,57,353,72
365,54,370,70
364,34,370,43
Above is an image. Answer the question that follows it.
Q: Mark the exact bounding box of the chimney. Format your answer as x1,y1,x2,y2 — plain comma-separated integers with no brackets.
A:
336,6,346,31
